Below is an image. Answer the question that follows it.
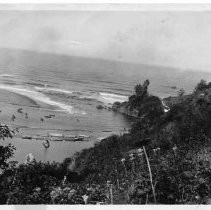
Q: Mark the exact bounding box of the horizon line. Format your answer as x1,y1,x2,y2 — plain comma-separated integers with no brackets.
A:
1,47,211,75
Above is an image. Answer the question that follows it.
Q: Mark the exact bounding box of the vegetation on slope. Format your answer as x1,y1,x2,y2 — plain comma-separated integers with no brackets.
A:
73,79,211,204
0,79,211,204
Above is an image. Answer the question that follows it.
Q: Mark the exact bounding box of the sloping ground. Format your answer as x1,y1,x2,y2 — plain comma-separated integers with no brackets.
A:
72,80,211,204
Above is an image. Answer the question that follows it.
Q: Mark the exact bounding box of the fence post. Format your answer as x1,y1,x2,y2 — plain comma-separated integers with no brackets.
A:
143,146,156,204
110,184,114,204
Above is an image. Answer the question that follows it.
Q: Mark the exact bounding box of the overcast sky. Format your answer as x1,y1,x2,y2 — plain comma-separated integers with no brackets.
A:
1,8,211,72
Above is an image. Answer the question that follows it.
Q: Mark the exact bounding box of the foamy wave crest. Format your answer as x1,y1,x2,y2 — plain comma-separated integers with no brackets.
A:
0,74,14,77
77,92,128,104
0,85,83,114
35,86,73,94
99,92,128,104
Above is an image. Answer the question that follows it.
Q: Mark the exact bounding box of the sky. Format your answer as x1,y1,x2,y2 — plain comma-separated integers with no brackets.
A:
1,6,211,72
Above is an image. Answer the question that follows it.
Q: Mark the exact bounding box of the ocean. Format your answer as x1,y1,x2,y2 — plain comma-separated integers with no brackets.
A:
0,48,211,163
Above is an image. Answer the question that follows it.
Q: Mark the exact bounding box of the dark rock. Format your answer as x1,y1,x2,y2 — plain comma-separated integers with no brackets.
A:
96,105,104,110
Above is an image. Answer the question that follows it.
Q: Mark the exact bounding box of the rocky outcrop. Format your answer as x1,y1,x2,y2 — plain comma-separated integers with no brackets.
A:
112,80,165,119
96,105,104,110
112,101,140,118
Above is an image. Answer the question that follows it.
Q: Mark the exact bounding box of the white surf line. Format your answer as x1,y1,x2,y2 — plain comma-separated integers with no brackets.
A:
0,74,14,77
34,86,73,94
0,85,84,115
99,92,128,103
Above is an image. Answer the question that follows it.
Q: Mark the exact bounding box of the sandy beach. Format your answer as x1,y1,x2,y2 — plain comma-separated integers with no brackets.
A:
0,88,131,163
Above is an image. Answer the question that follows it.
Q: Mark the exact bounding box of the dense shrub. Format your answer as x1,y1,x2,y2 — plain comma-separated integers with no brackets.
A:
0,124,15,169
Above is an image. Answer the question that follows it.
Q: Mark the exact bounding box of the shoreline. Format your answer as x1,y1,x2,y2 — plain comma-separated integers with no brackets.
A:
0,89,132,164
0,85,176,165
0,81,175,165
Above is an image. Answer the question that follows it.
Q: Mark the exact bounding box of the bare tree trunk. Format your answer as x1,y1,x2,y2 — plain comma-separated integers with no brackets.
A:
143,146,156,204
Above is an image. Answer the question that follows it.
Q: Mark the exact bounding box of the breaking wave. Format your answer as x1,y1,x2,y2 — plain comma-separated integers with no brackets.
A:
77,92,128,104
99,92,128,104
0,84,84,114
34,86,73,95
0,74,14,77
34,85,128,105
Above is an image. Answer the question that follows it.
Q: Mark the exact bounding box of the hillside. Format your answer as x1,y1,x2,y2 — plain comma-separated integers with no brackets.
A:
72,79,211,204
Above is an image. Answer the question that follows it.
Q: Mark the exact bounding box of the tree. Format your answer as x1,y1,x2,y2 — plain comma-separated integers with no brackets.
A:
129,80,150,109
195,79,207,92
134,79,149,98
0,124,15,170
